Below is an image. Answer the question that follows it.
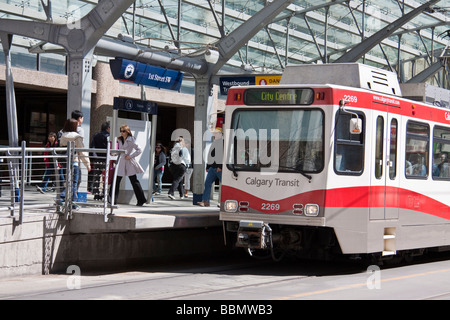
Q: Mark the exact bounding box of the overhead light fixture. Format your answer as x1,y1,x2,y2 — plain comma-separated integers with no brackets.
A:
205,48,219,64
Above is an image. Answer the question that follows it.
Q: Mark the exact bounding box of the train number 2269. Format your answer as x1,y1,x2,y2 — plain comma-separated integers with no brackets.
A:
343,95,358,103
261,203,280,211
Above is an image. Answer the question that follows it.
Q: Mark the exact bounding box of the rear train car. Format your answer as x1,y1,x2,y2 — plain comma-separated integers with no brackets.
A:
219,63,450,261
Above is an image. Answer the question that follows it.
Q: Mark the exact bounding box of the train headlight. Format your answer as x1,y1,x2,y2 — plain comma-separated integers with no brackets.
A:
305,204,320,216
225,200,238,212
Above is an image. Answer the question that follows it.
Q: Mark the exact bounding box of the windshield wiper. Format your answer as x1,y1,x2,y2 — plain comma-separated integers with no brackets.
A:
230,163,238,178
278,165,312,182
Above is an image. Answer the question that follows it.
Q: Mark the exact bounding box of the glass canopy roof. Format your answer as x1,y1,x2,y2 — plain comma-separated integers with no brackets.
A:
0,0,449,86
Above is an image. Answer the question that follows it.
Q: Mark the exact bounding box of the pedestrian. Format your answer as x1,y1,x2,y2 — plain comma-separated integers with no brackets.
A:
71,110,85,192
71,110,85,138
183,144,193,199
197,128,223,207
36,132,59,194
168,137,190,200
90,121,110,200
153,143,167,195
111,125,147,206
59,118,91,208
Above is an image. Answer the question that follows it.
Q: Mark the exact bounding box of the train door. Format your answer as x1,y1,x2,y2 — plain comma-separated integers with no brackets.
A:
370,105,400,220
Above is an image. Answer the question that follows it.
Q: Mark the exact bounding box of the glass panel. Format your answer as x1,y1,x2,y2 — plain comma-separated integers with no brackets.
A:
405,121,429,178
432,126,450,180
389,119,398,180
375,116,384,179
334,111,365,175
228,109,324,173
39,53,66,74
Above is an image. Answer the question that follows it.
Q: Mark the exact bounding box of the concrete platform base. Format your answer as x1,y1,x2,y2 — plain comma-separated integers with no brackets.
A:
0,208,227,278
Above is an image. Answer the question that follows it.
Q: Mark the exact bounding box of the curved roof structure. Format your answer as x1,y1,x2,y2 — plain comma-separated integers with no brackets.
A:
0,0,449,86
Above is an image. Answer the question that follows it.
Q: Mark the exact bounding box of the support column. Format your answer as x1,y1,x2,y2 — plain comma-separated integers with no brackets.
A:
192,76,214,204
1,33,18,147
67,51,93,141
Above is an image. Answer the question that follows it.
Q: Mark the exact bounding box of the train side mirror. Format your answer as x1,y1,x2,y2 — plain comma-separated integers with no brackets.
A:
350,118,362,134
339,99,362,135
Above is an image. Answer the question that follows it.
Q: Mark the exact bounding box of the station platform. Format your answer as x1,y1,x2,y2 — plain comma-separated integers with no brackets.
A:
73,192,221,233
0,188,226,277
0,188,222,234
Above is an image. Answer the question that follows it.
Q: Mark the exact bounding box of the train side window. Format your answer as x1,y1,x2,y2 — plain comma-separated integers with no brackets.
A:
334,110,365,175
432,126,450,180
375,116,384,179
405,121,429,179
389,119,398,180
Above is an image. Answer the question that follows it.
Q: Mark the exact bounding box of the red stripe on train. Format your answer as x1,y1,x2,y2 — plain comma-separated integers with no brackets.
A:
221,185,450,219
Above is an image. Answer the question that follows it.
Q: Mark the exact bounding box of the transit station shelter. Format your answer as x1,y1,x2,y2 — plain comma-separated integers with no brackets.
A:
0,0,449,195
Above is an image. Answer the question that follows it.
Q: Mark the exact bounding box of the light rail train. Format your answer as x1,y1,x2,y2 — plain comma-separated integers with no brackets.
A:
219,63,450,261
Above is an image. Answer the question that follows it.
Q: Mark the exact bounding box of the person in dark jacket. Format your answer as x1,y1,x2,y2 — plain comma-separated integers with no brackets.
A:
36,132,59,193
90,122,110,200
153,143,167,195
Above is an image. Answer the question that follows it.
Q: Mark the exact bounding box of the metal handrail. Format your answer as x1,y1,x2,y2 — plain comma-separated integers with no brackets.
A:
0,142,125,224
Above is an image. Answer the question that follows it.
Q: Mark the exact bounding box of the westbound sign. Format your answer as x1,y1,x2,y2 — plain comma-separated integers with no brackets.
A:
113,97,158,115
219,75,281,95
110,58,183,91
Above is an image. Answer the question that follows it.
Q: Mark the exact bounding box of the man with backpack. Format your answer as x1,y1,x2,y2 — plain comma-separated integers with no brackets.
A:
168,137,190,200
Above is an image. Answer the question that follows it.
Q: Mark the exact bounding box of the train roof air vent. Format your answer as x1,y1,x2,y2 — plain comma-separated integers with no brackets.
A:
281,63,402,97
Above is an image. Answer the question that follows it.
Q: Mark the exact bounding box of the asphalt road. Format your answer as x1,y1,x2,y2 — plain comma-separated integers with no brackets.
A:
1,253,450,302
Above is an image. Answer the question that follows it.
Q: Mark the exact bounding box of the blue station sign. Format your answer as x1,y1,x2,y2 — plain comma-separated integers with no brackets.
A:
110,58,183,91
113,97,158,115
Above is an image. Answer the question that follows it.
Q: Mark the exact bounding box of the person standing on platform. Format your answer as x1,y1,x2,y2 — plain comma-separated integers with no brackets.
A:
197,128,223,207
168,137,190,200
90,121,110,200
111,125,147,206
36,132,59,194
71,110,85,192
71,110,85,139
59,118,91,208
153,143,167,195
183,144,193,199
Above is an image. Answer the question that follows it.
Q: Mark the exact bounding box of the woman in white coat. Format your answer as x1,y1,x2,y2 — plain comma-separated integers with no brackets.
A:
111,125,147,206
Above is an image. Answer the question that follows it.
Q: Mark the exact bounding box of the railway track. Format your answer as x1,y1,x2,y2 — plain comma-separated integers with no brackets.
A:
2,253,450,300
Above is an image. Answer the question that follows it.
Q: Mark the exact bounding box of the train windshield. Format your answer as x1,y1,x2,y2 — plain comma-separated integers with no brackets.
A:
228,109,324,174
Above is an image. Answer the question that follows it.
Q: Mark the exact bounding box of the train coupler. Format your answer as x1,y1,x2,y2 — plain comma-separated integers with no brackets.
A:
236,220,272,250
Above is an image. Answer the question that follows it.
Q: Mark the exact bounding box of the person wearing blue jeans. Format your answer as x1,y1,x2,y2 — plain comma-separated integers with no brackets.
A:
197,167,222,207
58,118,91,209
197,128,223,207
153,144,166,194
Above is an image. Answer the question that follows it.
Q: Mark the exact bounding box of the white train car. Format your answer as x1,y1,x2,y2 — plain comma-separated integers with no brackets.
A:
220,63,450,260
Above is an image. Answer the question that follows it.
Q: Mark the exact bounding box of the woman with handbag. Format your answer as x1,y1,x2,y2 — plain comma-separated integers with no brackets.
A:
110,125,147,206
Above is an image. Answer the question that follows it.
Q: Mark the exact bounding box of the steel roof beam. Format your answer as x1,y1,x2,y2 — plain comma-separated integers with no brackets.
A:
334,0,441,63
212,0,294,75
272,0,348,24
407,59,444,83
0,0,136,142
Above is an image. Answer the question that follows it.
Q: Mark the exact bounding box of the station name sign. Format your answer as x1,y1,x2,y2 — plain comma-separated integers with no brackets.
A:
113,97,158,115
219,75,282,95
110,58,183,91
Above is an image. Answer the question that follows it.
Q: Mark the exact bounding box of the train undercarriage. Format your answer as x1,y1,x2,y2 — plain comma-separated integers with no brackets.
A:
223,221,450,264
224,221,341,261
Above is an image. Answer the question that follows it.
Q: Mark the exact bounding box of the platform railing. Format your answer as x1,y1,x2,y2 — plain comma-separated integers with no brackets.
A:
0,141,124,224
